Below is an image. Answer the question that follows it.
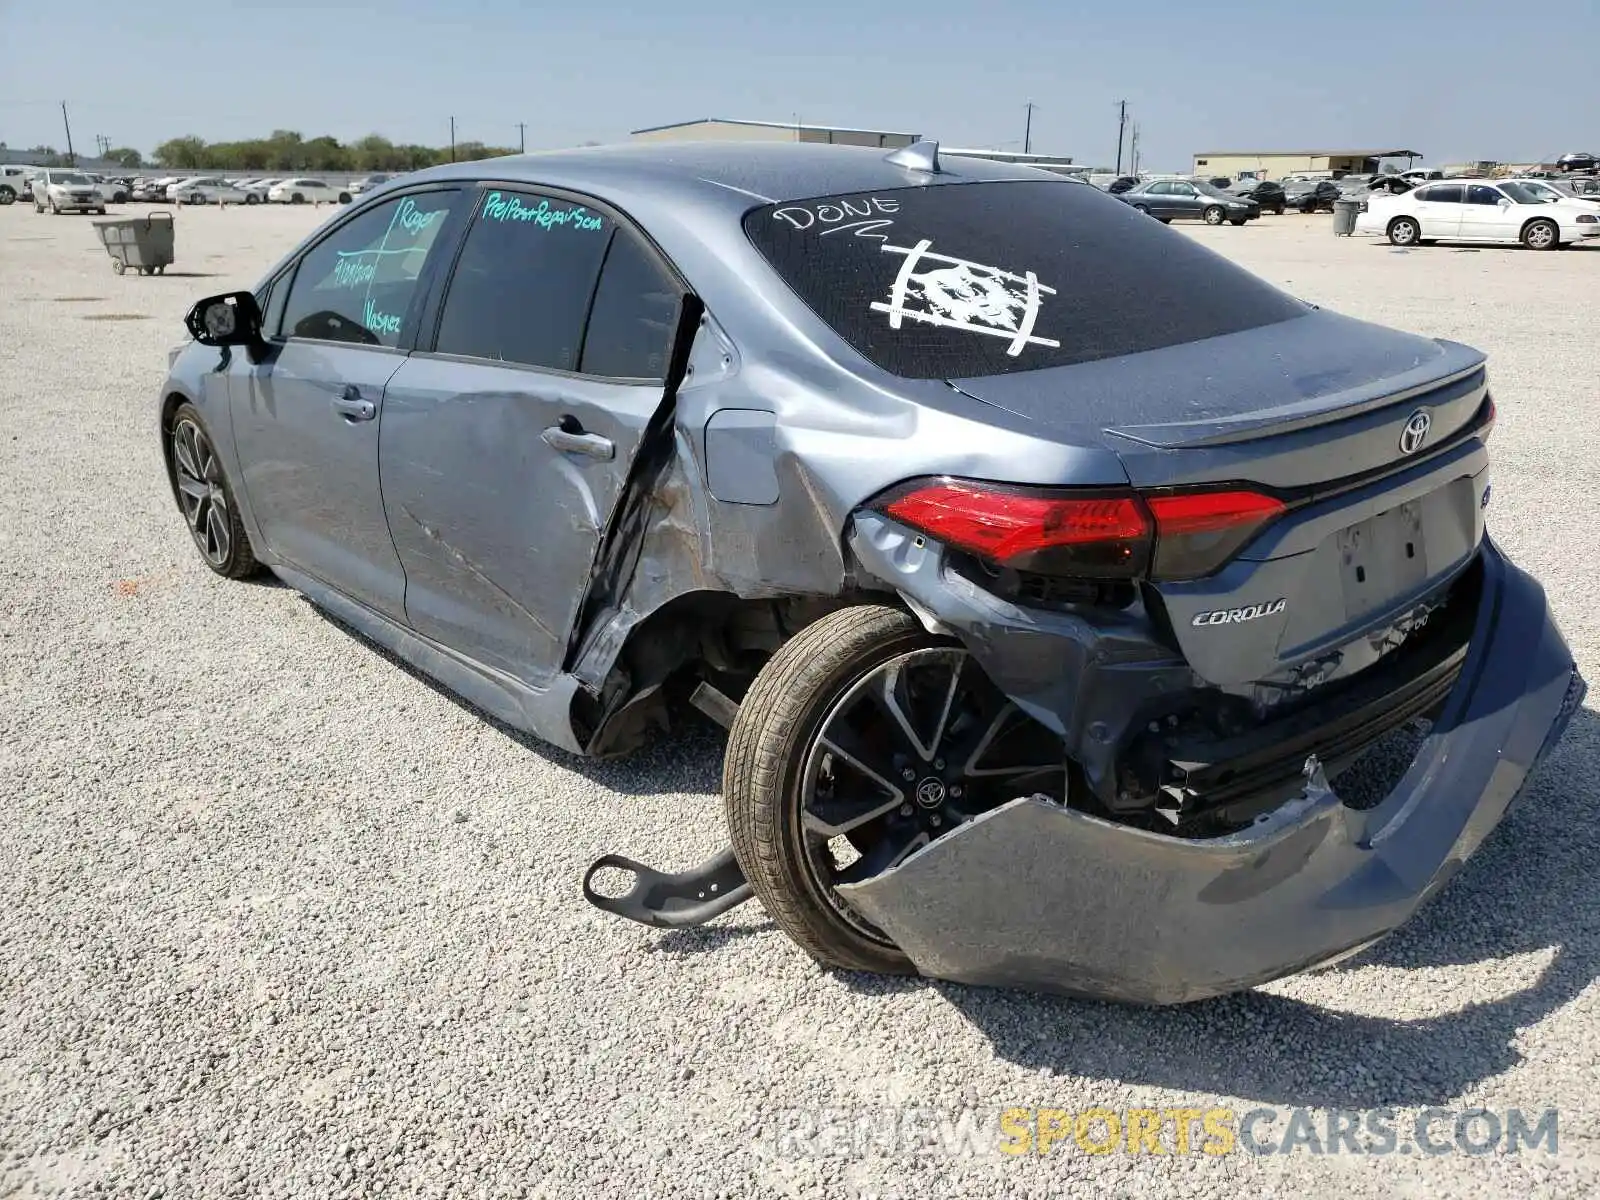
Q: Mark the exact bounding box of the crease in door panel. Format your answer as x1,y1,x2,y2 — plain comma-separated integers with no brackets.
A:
394,505,559,645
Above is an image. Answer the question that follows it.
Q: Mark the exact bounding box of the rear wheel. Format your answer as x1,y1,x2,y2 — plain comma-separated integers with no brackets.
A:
724,605,1066,974
1229,218,1247,226
1203,205,1226,225
1522,218,1559,250
337,191,352,204
1387,216,1421,246
291,192,305,204
0,185,14,205
165,404,260,579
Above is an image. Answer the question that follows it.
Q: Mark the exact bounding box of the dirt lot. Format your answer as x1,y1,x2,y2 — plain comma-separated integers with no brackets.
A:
1,201,1597,1199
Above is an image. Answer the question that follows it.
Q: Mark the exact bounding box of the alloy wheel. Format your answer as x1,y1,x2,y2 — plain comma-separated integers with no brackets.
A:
1525,221,1556,249
796,646,1065,943
170,418,232,566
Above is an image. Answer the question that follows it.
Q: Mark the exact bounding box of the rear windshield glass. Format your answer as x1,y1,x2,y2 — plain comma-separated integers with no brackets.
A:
743,181,1307,381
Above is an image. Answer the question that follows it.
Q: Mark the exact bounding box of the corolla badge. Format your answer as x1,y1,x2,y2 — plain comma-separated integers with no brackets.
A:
1399,409,1432,455
1192,598,1288,627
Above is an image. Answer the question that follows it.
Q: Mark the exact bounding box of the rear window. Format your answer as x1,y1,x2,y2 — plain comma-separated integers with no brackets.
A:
742,181,1306,380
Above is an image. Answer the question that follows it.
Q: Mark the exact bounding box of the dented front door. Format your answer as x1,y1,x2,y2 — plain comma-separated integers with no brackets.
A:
376,358,666,685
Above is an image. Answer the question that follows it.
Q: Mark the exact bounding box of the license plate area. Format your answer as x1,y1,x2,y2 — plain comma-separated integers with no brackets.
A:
1338,501,1427,620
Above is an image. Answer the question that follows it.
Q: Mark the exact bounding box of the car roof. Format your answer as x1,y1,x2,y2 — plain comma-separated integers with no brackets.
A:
398,140,1063,215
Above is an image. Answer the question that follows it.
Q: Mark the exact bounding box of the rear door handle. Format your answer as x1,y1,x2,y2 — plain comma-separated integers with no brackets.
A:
332,385,376,422
542,423,614,460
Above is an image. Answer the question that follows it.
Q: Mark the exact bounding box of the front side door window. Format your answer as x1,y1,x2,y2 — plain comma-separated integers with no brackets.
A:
278,193,456,347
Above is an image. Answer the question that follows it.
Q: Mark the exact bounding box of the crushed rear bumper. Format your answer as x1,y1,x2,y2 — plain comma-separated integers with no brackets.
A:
839,536,1583,1003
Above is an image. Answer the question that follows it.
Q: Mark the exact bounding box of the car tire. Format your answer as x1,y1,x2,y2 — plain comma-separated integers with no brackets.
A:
0,185,14,205
1522,218,1560,251
165,404,261,580
96,207,106,215
724,604,949,976
291,192,305,204
1229,218,1247,226
1132,203,1150,215
1387,216,1421,247
1203,206,1225,225
245,193,259,204
337,192,352,204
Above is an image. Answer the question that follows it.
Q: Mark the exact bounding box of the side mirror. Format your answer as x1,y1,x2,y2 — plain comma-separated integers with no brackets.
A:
1498,197,1512,207
184,291,265,353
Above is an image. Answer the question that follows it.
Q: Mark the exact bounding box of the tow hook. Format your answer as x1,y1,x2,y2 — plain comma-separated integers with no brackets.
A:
582,847,753,928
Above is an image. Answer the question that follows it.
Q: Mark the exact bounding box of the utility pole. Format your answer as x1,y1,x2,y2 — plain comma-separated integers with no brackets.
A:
1023,102,1036,155
449,116,456,163
516,122,526,154
1130,123,1140,175
60,102,76,166
1114,100,1127,175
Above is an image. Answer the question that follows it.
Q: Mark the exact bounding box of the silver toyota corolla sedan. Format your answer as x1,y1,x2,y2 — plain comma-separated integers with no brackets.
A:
161,141,1583,1003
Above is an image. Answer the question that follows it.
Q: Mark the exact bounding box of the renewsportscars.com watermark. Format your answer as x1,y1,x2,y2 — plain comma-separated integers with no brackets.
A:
755,1105,1560,1159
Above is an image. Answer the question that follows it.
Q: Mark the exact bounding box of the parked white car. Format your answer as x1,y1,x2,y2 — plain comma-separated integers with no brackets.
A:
80,172,129,203
30,169,106,214
166,176,253,205
1501,176,1600,209
1357,179,1600,249
266,177,352,205
0,164,30,205
348,173,397,196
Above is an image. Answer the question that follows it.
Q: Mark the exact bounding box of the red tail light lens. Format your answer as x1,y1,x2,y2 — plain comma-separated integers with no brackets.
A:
1146,489,1285,580
879,480,1152,578
873,479,1287,584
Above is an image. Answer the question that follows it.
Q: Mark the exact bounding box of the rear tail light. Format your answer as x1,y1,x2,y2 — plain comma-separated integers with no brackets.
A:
1143,489,1285,580
879,480,1151,578
1481,395,1496,443
872,478,1286,584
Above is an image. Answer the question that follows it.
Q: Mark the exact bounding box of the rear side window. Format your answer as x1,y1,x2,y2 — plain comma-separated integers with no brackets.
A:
743,181,1307,381
578,228,683,380
434,189,613,372
1418,185,1464,204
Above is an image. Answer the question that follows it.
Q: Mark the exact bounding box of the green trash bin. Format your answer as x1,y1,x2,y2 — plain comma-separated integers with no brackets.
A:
1332,197,1362,237
92,211,175,275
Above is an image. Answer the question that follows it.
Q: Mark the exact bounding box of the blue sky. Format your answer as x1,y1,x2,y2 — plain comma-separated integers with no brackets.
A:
2,0,1595,168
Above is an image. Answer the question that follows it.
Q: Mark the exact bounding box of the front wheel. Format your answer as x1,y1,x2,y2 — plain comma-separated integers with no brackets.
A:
1522,219,1559,250
724,604,1067,975
1203,205,1225,225
337,192,352,204
1388,216,1421,246
0,185,14,206
165,404,260,579
291,192,305,204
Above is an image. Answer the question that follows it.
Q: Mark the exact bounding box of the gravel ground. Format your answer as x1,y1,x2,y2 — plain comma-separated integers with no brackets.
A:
1,202,1597,1199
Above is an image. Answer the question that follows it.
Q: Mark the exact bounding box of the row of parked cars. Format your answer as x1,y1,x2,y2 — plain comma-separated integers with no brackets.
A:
1356,176,1600,250
128,173,400,205
0,166,403,211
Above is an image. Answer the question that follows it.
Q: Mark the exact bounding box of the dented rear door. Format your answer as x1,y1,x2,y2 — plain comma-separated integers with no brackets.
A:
378,187,685,686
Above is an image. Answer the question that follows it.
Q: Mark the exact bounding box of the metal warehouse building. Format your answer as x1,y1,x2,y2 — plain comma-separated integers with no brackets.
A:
630,118,921,149
1191,148,1422,180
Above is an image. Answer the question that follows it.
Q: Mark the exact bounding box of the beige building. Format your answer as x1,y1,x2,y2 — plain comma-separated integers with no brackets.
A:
630,117,921,149
1190,148,1422,180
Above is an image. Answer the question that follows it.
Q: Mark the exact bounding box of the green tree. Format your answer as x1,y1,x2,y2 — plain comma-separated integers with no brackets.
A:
154,136,207,169
106,146,143,167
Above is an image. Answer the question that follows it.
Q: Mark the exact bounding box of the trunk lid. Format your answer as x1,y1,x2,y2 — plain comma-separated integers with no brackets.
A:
949,311,1492,687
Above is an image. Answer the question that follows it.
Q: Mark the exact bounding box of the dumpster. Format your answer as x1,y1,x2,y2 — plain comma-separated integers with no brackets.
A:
1332,197,1362,237
92,212,175,275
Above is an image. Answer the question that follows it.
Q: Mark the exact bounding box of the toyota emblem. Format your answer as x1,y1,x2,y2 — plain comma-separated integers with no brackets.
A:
914,777,947,809
1399,409,1431,455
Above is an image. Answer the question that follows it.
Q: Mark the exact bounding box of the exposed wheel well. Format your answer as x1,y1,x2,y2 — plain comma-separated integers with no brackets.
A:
576,589,892,756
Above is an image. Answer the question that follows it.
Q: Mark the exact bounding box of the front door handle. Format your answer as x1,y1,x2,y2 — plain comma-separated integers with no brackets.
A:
542,422,614,460
331,386,376,422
